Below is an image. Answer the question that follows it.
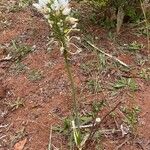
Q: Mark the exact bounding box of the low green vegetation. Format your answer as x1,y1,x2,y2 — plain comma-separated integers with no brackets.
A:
10,62,28,75
6,97,24,111
11,41,34,62
27,69,43,82
87,79,102,93
113,78,138,91
121,106,140,131
140,68,150,81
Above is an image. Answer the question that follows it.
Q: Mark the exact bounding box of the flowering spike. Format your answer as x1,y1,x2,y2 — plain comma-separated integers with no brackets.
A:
33,0,79,53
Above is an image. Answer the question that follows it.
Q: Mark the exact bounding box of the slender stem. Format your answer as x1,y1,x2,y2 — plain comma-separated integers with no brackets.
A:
52,15,79,122
63,46,80,128
50,12,81,147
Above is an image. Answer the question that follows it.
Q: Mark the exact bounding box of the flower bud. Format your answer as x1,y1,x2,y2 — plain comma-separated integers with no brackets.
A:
62,7,71,15
66,17,78,25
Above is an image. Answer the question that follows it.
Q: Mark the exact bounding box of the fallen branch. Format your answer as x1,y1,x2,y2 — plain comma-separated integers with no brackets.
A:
86,40,129,68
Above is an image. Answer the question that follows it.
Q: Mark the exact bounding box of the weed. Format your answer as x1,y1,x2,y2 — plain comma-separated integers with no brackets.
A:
52,100,106,146
91,100,106,118
92,100,105,112
80,63,93,75
52,117,83,149
135,55,149,66
28,69,43,82
18,0,34,8
11,41,34,62
52,118,72,141
100,18,116,29
80,58,104,76
8,4,22,12
10,62,28,75
87,79,102,93
7,97,24,111
113,77,138,91
89,13,98,24
10,127,26,147
108,31,116,41
98,53,107,70
9,0,33,12
0,16,12,29
136,24,150,37
123,41,144,52
121,106,140,131
140,68,150,81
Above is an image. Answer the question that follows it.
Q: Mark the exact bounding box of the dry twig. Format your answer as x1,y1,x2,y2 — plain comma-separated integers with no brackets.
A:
86,41,129,68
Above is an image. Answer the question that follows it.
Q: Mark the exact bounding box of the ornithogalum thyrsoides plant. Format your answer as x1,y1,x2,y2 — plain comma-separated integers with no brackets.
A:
33,0,83,149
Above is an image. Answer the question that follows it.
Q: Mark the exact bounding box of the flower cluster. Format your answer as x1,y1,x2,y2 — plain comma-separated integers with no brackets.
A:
33,0,71,16
33,0,79,53
33,0,48,13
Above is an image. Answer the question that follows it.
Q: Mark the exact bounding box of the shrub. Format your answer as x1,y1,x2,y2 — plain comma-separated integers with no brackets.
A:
83,0,150,31
88,0,142,21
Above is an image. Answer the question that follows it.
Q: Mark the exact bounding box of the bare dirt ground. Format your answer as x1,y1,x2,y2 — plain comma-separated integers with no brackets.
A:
0,1,150,150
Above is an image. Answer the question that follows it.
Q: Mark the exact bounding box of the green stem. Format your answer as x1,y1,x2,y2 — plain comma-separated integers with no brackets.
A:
63,46,80,128
53,15,80,127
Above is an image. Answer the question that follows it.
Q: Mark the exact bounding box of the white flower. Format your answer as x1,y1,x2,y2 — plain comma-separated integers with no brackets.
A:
62,7,71,15
51,0,60,11
66,17,78,24
39,0,48,7
51,0,69,11
58,0,69,9
95,118,101,123
33,0,71,16
33,0,48,11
